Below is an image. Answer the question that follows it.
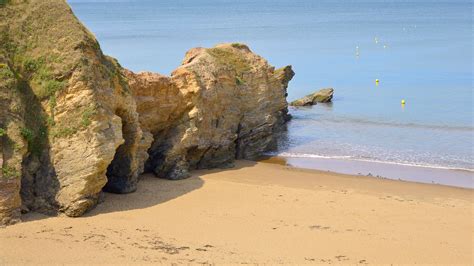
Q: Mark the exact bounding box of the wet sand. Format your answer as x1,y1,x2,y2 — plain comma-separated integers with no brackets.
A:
283,156,474,188
0,160,472,264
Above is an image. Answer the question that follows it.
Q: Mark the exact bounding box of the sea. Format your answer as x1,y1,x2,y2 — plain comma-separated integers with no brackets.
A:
68,0,473,188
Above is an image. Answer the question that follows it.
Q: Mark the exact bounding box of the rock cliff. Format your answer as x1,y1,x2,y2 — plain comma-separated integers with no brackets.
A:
0,0,151,223
0,0,293,225
126,44,294,179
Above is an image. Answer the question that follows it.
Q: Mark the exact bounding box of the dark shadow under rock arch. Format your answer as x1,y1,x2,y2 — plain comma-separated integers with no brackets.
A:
103,108,142,194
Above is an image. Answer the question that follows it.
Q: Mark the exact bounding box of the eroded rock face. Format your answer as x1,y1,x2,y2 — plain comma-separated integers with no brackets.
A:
290,88,334,106
126,44,294,179
0,1,294,226
0,53,28,225
0,0,151,221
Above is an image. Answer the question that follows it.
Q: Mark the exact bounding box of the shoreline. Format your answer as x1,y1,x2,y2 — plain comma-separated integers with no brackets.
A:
259,155,474,189
1,160,472,264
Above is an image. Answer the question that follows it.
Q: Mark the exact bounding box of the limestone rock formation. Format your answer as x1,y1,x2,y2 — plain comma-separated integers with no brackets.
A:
290,88,334,106
0,1,294,226
126,43,294,179
1,0,151,222
0,53,28,225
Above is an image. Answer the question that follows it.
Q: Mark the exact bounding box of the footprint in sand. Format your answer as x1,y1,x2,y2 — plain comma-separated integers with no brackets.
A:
335,255,349,261
309,225,331,230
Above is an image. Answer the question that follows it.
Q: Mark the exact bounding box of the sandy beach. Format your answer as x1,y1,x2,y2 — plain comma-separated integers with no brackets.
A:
0,160,472,265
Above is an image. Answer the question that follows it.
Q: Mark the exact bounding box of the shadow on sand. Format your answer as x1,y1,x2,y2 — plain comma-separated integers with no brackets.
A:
18,160,261,223
85,174,205,216
84,160,260,216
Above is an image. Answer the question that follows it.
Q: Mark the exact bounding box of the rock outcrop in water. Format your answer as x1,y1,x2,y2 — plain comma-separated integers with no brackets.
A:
290,88,334,106
0,0,293,225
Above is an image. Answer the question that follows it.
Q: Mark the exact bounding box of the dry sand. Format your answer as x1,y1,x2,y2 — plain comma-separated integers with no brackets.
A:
0,160,472,265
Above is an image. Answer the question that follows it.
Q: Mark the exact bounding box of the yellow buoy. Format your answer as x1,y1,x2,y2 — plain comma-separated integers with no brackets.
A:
401,99,406,105
375,79,380,85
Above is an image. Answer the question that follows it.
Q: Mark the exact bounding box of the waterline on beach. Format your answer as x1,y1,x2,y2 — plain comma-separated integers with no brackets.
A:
274,152,474,173
263,153,474,189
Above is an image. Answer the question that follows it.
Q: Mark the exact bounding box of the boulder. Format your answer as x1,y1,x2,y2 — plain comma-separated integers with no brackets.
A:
290,88,334,106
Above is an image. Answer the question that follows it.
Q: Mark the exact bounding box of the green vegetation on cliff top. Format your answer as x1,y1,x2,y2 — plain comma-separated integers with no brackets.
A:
207,46,252,86
207,47,251,74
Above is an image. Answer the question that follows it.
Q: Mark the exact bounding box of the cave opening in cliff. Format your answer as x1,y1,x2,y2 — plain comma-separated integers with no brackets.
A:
103,108,138,194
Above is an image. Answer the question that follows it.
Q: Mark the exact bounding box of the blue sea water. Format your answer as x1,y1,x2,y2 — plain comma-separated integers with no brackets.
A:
68,0,473,187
